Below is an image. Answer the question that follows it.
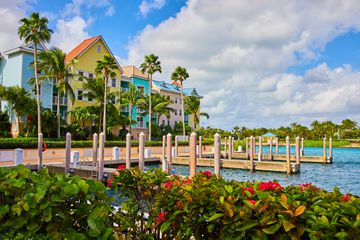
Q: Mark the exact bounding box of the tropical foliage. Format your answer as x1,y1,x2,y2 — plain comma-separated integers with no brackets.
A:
184,95,209,131
139,93,174,125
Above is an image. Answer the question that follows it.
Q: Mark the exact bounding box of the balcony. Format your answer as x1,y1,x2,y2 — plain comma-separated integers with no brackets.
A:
137,122,145,128
137,108,145,114
121,87,129,92
121,105,130,112
151,113,157,118
184,115,189,121
53,96,68,106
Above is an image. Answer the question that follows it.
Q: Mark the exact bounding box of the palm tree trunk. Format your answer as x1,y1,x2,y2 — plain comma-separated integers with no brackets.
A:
103,76,107,139
148,74,152,140
17,113,21,136
57,91,61,138
33,42,42,169
99,104,102,133
180,81,185,138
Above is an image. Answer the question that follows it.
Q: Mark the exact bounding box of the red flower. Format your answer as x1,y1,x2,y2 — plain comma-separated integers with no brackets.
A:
157,212,167,225
201,171,212,177
164,181,172,189
116,165,126,171
242,187,255,196
107,179,112,187
300,182,319,191
258,181,282,191
341,194,350,202
183,178,192,184
247,199,256,205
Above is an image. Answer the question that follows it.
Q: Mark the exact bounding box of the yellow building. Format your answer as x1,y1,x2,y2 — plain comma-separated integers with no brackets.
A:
65,35,123,123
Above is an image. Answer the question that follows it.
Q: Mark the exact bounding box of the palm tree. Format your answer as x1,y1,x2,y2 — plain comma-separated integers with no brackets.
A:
171,66,189,137
184,95,209,131
139,93,174,125
95,55,118,139
18,12,52,135
36,47,75,138
121,83,145,137
140,54,162,140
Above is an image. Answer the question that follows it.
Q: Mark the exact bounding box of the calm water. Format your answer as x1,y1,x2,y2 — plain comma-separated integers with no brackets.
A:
146,147,360,196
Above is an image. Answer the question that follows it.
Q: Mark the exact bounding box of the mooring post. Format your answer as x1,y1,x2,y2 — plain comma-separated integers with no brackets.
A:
199,136,203,158
214,133,221,176
245,137,249,159
228,136,232,159
329,137,333,163
65,132,71,173
258,136,263,161
93,133,98,164
37,133,43,169
139,132,145,170
175,135,179,157
166,133,172,174
249,136,254,173
98,132,105,181
286,136,291,175
301,137,304,156
323,136,327,163
269,137,273,160
126,133,131,169
189,132,197,177
295,136,300,165
275,137,279,155
162,135,166,171
224,137,227,159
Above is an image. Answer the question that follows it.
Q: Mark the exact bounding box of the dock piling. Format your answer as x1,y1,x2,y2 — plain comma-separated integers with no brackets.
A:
199,136,203,158
139,132,145,170
37,133,43,169
323,137,327,163
228,137,232,159
245,137,249,159
249,136,254,173
175,135,178,157
269,137,273,160
166,133,172,174
126,133,131,169
92,133,98,179
301,137,304,156
295,136,300,164
286,136,291,175
98,133,105,181
329,137,333,163
224,137,227,159
275,137,279,155
162,135,166,171
189,132,197,177
258,136,263,161
65,132,71,173
214,133,221,176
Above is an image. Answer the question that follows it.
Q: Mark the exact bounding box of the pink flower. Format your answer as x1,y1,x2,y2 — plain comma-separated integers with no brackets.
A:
157,212,167,225
258,181,282,191
116,165,126,171
242,187,255,196
300,182,319,191
201,171,212,177
247,199,256,205
342,194,350,202
107,179,112,187
164,181,172,189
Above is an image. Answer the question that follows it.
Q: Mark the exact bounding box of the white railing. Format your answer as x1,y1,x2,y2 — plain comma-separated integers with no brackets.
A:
137,122,145,128
121,106,130,112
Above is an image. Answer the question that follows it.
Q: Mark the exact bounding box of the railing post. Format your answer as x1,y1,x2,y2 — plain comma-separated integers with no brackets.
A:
323,136,327,163
175,135,179,157
189,132,197,177
301,137,304,156
126,133,131,169
38,133,43,169
14,148,23,165
249,136,254,173
329,137,333,163
93,133,98,165
199,136,203,158
214,133,221,176
269,137,273,160
162,135,167,171
166,133,172,174
139,132,145,170
228,136,232,159
295,136,300,164
65,132,71,173
258,136,262,161
245,137,249,159
286,136,291,175
98,132,105,181
224,137,227,159
275,137,279,155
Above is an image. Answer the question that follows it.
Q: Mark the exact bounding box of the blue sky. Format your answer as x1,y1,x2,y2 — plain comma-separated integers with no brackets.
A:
1,0,360,129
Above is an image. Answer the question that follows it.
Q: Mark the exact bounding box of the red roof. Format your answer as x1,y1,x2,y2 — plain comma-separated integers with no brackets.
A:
172,81,181,87
65,36,101,62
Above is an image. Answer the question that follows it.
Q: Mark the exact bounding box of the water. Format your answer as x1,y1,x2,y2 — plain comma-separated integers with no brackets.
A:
146,146,360,196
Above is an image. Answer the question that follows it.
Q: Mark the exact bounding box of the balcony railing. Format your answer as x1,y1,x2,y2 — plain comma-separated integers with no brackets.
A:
137,108,145,113
137,122,145,128
151,113,157,118
121,87,129,92
53,96,68,106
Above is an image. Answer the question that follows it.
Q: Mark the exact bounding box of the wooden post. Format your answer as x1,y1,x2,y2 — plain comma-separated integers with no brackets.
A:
98,132,105,181
189,132,197,177
38,133,43,169
162,135,166,170
258,136,262,161
301,137,304,156
93,133,98,174
126,133,131,169
329,137,333,163
166,133,172,174
139,132,145,170
295,136,300,164
224,137,227,159
323,136,327,163
65,132,71,173
175,135,178,157
199,136,203,158
286,136,291,175
249,136,254,173
228,136,232,160
245,137,249,159
269,137,273,160
214,133,221,176
275,137,279,155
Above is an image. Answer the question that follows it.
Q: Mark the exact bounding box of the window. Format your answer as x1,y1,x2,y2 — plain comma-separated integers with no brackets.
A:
180,98,182,104
97,44,101,53
78,71,84,81
88,92,93,102
77,90,83,100
111,79,117,87
162,119,165,125
175,110,177,116
88,73,93,79
111,96,116,104
179,109,182,116
175,97,177,103
137,117,144,128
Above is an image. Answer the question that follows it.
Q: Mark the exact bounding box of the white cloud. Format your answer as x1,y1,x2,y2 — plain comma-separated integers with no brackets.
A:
124,0,360,128
139,0,166,17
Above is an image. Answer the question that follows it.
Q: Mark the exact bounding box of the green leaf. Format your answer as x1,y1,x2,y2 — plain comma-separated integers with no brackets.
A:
0,205,10,220
262,223,281,235
335,232,348,238
220,196,224,204
78,179,89,194
64,183,79,196
321,215,329,226
225,185,233,194
283,220,296,232
294,205,306,216
87,217,101,237
208,213,224,221
160,221,171,233
236,220,258,232
207,223,215,233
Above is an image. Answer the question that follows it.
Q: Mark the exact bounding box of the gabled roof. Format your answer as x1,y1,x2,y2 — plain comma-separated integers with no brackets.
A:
65,35,123,73
122,65,148,80
262,132,276,137
172,81,181,87
183,88,203,98
152,80,203,98
3,41,47,56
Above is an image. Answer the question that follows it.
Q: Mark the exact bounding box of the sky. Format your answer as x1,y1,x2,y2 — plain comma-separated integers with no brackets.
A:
1,0,360,130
